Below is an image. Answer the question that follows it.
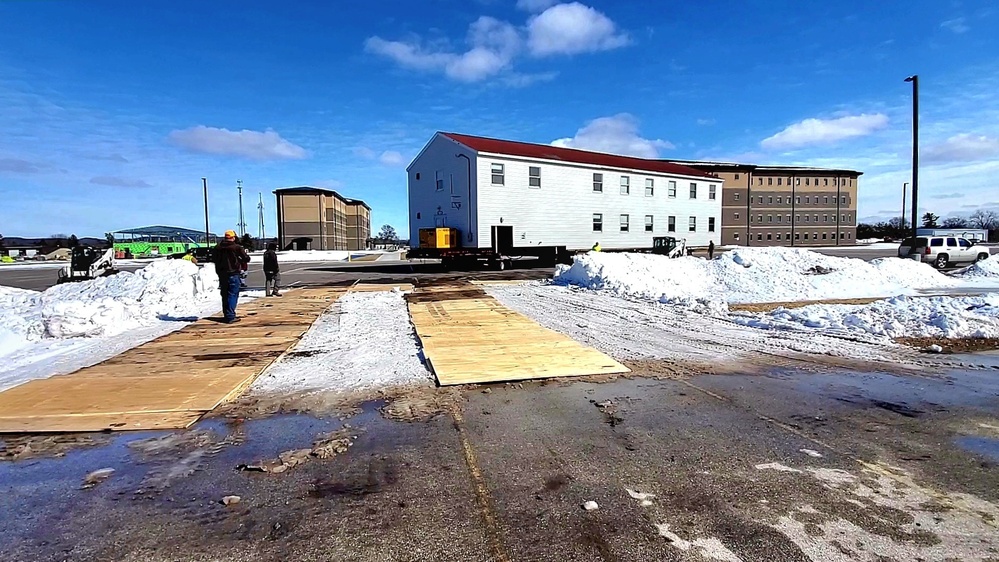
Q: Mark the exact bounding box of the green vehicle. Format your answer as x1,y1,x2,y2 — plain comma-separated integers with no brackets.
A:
109,225,216,258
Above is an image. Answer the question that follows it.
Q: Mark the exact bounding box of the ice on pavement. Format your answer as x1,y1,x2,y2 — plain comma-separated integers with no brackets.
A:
0,260,221,390
251,290,432,394
554,247,959,307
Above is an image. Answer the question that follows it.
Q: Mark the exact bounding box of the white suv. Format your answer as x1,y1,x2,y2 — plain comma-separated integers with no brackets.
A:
898,236,991,269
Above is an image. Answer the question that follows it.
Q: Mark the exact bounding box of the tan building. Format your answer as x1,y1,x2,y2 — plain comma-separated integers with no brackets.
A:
669,162,862,247
274,187,371,251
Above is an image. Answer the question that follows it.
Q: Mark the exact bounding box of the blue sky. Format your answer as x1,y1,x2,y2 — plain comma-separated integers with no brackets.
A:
1,0,998,237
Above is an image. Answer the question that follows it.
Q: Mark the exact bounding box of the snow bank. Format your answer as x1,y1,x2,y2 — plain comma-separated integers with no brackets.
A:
955,254,999,279
554,247,958,307
734,294,999,339
0,260,219,357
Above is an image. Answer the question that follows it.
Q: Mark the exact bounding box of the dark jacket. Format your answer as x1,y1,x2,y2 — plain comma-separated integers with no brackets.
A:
263,249,279,274
214,239,250,277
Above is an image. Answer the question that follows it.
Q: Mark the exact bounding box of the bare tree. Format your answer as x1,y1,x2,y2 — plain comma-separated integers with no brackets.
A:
942,216,970,228
969,209,999,231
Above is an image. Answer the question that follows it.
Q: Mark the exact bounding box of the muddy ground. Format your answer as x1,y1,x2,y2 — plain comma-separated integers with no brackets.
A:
1,356,998,562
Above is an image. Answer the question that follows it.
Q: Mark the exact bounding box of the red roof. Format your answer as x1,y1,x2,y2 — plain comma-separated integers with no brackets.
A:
442,132,716,179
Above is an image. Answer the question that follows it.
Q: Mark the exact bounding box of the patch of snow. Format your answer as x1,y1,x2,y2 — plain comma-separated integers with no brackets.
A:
252,290,432,394
625,488,655,506
582,501,599,511
655,524,691,550
655,524,743,560
755,462,802,473
0,260,223,391
554,247,957,307
806,467,857,486
800,449,824,458
733,294,999,339
955,253,999,278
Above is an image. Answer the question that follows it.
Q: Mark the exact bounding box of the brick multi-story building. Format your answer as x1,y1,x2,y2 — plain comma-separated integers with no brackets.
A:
274,187,371,251
668,162,862,246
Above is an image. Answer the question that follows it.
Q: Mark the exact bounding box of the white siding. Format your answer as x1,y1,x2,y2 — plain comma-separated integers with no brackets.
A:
475,154,722,250
406,134,479,247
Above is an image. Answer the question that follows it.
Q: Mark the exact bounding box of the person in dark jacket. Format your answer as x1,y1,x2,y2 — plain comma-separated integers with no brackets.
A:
214,230,251,323
263,243,281,297
708,240,715,260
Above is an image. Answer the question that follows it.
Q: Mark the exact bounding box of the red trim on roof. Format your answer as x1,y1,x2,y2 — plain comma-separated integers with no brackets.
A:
442,132,716,179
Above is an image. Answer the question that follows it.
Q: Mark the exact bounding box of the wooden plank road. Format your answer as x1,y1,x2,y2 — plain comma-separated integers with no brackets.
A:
407,284,629,386
0,287,342,433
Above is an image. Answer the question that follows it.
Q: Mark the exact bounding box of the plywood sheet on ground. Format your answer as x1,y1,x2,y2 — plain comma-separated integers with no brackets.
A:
0,288,342,433
408,284,628,386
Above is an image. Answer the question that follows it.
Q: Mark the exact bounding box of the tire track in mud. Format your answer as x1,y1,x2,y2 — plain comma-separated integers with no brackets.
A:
486,285,984,376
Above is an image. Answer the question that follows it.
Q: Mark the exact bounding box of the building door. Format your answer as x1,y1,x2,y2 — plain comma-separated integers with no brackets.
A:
491,225,513,253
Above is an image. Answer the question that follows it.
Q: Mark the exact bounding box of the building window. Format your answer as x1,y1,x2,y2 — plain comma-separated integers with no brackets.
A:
777,178,783,186
620,214,629,232
735,173,740,180
708,217,716,232
777,215,783,223
689,183,697,198
841,196,847,204
786,214,791,222
768,215,773,223
796,214,800,222
733,191,740,201
750,215,754,223
805,215,810,222
767,233,773,240
645,215,654,232
776,233,782,240
847,232,851,239
491,163,504,185
757,234,763,241
813,233,818,240
593,213,602,232
824,196,829,204
734,212,740,219
823,179,829,186
804,196,810,204
593,173,603,192
668,180,677,198
709,184,717,200
668,216,676,232
805,178,809,186
823,215,828,223
768,196,773,204
814,214,819,222
620,176,630,195
795,178,801,185
795,233,800,240
841,214,846,222
758,214,763,222
645,178,654,196
435,171,444,191
689,216,697,232
759,178,764,185
822,233,828,240
840,233,845,239
734,233,740,241
795,196,800,204
776,197,782,204
768,178,773,186
529,166,541,188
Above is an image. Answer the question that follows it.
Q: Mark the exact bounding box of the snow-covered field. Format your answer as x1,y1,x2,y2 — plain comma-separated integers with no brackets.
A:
0,260,224,391
251,290,432,395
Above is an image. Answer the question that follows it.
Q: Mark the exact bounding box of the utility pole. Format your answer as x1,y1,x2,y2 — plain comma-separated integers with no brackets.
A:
905,75,919,243
202,177,210,245
236,180,247,236
257,192,265,240
901,182,908,228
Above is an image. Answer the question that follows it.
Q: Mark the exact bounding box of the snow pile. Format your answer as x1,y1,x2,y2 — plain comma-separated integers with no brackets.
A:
0,260,219,357
734,294,999,339
252,290,431,394
956,254,999,279
554,247,958,307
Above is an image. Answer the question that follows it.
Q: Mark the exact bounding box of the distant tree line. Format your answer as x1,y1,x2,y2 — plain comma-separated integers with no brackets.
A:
858,210,999,241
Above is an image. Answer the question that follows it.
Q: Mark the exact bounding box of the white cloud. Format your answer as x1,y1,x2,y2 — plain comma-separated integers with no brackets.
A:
364,4,628,82
379,150,406,167
760,113,889,150
551,114,673,158
696,118,716,126
89,176,152,188
527,3,630,56
941,17,970,33
516,0,559,12
168,126,307,161
923,134,999,163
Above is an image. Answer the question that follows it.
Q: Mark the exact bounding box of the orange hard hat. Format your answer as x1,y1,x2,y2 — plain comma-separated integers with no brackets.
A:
224,230,237,239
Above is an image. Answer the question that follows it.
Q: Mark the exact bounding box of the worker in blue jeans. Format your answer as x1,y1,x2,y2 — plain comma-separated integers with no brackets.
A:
214,230,251,323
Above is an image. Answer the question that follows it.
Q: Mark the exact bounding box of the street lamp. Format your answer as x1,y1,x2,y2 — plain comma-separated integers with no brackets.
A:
202,177,210,245
904,75,918,243
902,181,908,226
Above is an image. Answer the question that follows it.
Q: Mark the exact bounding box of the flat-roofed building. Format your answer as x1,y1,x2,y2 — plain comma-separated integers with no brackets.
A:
274,187,371,251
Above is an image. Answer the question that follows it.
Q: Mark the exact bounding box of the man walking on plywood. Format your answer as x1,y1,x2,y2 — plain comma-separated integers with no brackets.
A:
215,230,250,323
263,242,281,297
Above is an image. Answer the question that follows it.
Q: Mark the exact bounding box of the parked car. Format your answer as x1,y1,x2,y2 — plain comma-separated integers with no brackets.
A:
898,236,991,269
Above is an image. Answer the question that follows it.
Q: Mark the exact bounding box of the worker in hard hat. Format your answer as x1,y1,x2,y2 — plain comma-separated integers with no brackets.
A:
214,230,250,323
181,249,198,264
591,242,601,252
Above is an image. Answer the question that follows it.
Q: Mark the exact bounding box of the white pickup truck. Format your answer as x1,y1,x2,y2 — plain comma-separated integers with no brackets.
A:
898,236,991,269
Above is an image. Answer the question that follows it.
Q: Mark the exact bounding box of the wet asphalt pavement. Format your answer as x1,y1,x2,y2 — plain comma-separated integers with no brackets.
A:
2,363,999,561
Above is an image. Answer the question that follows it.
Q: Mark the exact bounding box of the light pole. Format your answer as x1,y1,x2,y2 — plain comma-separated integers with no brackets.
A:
455,153,473,242
202,177,210,246
905,75,918,243
902,181,908,228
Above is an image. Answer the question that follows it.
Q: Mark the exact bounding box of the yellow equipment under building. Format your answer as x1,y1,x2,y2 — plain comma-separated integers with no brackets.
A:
419,227,459,249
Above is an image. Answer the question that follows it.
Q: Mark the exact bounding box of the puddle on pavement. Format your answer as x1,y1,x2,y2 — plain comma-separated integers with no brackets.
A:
955,435,999,462
792,369,999,412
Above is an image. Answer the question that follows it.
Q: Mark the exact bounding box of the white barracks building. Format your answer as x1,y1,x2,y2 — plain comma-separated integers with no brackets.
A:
407,132,723,252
